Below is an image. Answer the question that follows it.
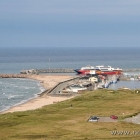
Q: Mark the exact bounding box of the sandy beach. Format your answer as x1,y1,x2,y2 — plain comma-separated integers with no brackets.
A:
1,74,75,114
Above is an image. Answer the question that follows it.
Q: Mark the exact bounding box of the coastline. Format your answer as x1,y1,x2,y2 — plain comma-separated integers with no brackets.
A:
1,74,75,114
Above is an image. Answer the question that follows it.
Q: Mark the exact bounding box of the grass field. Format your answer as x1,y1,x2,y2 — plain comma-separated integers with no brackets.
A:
0,89,140,140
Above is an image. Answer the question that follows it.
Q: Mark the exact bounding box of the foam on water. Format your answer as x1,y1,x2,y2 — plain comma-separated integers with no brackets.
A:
0,78,46,112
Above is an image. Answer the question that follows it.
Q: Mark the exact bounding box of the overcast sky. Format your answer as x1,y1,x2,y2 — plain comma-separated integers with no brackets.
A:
0,0,140,48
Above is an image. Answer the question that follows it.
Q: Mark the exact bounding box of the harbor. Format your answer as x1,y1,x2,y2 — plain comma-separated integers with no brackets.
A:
0,64,139,111
1,65,140,96
19,65,140,95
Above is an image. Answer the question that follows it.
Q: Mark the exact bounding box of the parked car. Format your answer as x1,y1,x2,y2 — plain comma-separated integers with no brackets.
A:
110,115,118,119
88,116,99,122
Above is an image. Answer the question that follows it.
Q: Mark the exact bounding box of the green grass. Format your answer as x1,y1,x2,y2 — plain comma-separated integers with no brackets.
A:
1,89,140,140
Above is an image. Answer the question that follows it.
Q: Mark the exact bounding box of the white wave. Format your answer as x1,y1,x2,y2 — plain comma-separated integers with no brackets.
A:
0,106,11,113
8,95,39,108
7,96,13,99
40,87,46,92
0,93,40,113
7,94,23,99
25,87,30,89
0,78,44,112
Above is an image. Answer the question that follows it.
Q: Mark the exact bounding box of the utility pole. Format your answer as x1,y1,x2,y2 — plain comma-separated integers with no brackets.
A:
49,58,50,74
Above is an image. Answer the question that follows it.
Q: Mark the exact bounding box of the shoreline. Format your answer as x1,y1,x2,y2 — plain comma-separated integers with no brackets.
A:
1,74,75,114
1,95,74,114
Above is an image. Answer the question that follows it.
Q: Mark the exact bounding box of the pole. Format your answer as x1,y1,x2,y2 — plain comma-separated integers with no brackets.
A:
49,58,50,74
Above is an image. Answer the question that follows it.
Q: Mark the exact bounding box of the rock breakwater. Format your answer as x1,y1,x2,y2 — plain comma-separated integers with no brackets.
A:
37,68,75,73
21,69,75,74
0,74,28,78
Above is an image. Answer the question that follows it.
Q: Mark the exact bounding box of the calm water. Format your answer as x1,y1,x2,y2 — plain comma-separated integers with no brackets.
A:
109,80,140,90
0,47,140,74
0,47,140,112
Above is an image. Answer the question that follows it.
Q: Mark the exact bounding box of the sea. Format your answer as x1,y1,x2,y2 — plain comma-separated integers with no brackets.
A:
0,46,140,112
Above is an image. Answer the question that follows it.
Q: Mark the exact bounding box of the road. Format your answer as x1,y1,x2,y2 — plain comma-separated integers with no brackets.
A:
98,117,118,122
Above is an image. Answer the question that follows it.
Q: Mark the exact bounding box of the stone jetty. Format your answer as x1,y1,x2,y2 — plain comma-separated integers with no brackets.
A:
0,74,28,78
20,69,75,74
36,68,75,73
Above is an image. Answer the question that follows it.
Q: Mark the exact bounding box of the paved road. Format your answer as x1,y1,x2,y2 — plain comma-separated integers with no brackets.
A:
98,117,118,122
49,77,80,95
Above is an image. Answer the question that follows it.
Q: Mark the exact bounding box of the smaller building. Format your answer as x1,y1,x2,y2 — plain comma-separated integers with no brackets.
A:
89,77,98,82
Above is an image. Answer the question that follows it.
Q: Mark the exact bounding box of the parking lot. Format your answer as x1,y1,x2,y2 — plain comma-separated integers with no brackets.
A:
98,117,118,122
88,116,118,122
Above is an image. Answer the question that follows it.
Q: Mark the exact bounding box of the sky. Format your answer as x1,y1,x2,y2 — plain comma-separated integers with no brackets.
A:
0,0,140,48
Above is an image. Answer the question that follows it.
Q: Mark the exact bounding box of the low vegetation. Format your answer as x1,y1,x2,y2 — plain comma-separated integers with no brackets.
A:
0,89,140,140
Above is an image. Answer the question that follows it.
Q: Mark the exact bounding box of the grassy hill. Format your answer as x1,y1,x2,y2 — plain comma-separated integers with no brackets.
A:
0,89,140,140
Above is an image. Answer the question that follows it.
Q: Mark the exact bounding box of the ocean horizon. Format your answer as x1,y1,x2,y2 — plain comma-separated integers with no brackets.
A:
0,47,140,74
